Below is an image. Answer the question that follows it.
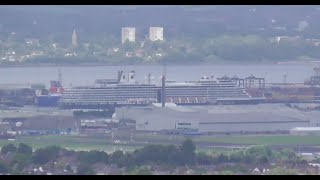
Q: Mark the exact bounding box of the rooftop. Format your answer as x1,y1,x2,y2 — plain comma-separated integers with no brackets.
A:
291,127,320,131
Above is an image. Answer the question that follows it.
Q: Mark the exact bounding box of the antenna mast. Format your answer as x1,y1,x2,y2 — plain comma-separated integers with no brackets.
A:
161,63,167,107
163,63,167,79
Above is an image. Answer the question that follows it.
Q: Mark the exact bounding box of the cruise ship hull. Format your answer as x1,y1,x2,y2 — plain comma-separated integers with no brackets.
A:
35,95,61,107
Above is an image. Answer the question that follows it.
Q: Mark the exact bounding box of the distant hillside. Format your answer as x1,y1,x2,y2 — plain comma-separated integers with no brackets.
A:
1,6,320,65
1,5,320,42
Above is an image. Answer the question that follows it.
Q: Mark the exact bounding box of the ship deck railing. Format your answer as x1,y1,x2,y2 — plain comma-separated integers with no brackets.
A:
216,97,266,101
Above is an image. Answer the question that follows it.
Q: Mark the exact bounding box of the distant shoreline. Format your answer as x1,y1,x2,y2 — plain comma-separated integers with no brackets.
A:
0,61,314,68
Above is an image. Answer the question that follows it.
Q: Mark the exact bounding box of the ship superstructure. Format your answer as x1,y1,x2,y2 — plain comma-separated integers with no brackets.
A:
163,75,255,105
59,71,158,109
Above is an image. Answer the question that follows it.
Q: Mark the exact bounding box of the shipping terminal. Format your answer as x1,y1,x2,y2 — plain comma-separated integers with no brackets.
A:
1,67,320,110
1,68,320,137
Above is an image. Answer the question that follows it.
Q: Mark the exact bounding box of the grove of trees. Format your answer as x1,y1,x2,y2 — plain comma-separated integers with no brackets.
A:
0,140,306,175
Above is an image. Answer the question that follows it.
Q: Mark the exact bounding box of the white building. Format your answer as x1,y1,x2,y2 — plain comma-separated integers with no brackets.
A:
149,27,164,41
290,127,320,135
121,27,136,44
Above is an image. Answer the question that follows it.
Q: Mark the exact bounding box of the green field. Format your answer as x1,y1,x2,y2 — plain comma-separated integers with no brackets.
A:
0,135,140,153
134,133,320,145
0,134,320,152
194,135,320,145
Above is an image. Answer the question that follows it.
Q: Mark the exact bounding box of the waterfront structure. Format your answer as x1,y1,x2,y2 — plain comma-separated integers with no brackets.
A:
149,27,164,41
121,27,136,44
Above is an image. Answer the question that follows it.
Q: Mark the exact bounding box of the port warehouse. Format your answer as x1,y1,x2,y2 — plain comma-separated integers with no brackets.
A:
0,108,77,136
114,104,320,134
0,84,36,106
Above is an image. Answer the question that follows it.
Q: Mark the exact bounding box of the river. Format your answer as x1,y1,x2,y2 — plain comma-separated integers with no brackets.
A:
0,64,317,88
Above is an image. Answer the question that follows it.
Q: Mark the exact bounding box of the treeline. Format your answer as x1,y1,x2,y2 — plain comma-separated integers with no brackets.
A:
5,34,320,65
154,35,320,63
0,139,305,175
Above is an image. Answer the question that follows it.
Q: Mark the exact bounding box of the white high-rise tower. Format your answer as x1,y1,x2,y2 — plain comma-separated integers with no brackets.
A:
121,27,135,44
149,27,164,41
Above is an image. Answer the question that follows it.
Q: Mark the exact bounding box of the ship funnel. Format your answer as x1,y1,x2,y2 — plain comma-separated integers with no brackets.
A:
128,70,135,83
117,70,123,82
120,72,126,83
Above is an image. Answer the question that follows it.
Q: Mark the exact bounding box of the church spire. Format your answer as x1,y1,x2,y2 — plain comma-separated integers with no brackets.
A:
72,29,77,47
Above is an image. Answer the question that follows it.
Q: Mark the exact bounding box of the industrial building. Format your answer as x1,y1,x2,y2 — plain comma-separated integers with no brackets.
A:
121,27,136,44
0,107,77,135
0,84,36,106
149,27,164,41
115,104,313,134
